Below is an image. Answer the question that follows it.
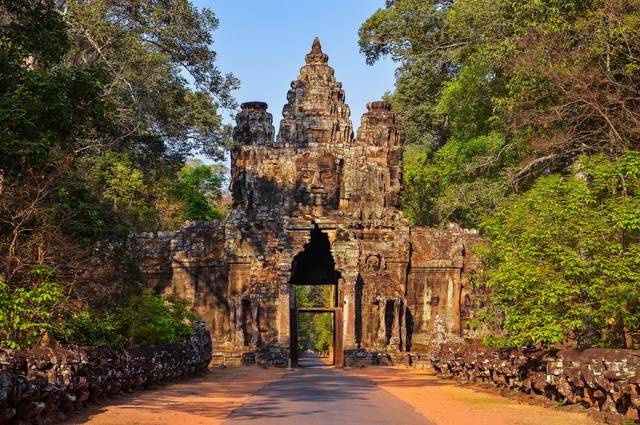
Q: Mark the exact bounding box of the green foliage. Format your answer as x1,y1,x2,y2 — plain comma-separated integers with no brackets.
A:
0,262,196,349
297,312,334,353
360,0,453,150
479,152,640,347
61,289,196,347
62,311,122,347
436,66,495,141
403,133,511,227
175,161,225,221
361,0,640,229
361,0,640,349
77,152,155,230
120,290,196,346
1,0,234,302
295,285,334,308
0,267,64,349
64,0,238,160
295,286,334,352
0,0,107,175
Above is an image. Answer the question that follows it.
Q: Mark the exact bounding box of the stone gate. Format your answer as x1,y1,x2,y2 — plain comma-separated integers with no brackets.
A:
132,39,481,365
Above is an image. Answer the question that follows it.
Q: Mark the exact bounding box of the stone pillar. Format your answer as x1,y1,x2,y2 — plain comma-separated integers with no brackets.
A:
400,301,407,352
452,271,462,336
277,267,290,346
250,300,259,347
390,299,401,350
231,296,244,347
377,297,387,346
445,275,463,335
342,277,357,350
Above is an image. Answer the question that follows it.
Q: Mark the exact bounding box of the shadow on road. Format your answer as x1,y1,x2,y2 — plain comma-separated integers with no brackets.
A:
224,367,432,424
298,352,333,368
226,368,374,420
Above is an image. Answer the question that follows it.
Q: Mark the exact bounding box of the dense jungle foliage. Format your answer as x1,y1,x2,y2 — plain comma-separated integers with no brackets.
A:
361,0,640,348
0,0,235,348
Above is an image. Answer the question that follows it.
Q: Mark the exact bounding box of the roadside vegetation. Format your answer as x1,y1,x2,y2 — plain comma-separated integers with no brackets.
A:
0,0,235,349
360,0,640,348
295,286,334,354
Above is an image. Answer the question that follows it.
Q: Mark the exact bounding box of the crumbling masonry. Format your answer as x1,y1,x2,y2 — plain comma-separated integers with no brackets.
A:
132,39,481,365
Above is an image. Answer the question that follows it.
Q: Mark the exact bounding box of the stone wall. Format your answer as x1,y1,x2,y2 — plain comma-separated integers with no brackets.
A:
0,323,212,425
407,226,482,351
431,342,640,421
130,39,482,364
130,222,230,350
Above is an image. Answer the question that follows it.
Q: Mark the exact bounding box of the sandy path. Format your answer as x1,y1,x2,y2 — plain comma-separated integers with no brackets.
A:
64,367,286,425
347,366,600,425
224,365,432,424
63,365,602,425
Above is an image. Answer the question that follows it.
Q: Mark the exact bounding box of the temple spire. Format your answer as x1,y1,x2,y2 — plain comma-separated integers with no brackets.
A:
305,37,329,64
311,37,322,53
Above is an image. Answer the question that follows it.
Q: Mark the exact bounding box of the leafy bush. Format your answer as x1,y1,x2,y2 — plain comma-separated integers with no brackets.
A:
62,289,196,347
479,152,640,348
0,274,196,350
0,267,64,349
175,161,225,221
118,290,196,346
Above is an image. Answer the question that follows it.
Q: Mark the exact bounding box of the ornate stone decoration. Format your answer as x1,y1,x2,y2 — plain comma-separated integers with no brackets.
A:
131,39,481,361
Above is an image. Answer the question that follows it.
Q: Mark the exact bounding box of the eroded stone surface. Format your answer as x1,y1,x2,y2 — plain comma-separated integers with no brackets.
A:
431,342,640,421
131,38,481,362
0,324,211,425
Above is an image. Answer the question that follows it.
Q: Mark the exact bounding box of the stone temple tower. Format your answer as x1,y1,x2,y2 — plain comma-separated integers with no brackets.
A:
134,39,480,366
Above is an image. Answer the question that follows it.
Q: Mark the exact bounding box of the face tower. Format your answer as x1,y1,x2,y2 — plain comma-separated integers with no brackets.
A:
134,39,480,366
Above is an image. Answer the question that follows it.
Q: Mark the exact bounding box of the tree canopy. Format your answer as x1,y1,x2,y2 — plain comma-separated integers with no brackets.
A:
0,0,234,332
361,0,640,347
360,0,640,228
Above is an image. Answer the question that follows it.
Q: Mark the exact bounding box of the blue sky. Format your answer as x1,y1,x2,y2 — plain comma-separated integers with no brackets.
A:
193,0,397,131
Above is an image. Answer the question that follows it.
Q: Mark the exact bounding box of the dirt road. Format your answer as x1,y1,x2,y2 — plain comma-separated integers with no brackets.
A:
66,365,600,425
224,365,432,424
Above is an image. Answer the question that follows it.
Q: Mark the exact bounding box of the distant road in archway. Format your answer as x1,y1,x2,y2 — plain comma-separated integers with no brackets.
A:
223,365,433,425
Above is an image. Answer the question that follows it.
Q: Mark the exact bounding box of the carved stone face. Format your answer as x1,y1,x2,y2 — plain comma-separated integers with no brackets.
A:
235,118,272,145
295,152,339,210
232,103,275,146
365,254,381,272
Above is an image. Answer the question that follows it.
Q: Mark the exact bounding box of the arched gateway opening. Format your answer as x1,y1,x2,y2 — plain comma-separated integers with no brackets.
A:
289,226,344,367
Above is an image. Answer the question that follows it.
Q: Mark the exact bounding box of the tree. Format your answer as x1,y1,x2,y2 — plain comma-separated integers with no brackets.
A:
361,0,640,349
63,0,238,162
479,152,640,348
359,0,454,150
0,0,112,289
0,0,236,306
360,0,640,228
175,160,226,221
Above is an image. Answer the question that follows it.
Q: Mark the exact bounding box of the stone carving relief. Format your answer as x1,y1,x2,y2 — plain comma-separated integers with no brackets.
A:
365,254,382,272
134,38,480,362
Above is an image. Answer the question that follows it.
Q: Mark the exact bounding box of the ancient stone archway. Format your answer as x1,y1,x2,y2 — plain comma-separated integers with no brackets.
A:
133,38,481,367
289,226,344,367
289,227,339,288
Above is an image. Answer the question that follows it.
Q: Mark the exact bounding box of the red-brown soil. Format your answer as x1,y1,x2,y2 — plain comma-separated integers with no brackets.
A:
64,366,603,425
347,366,601,425
63,367,286,425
